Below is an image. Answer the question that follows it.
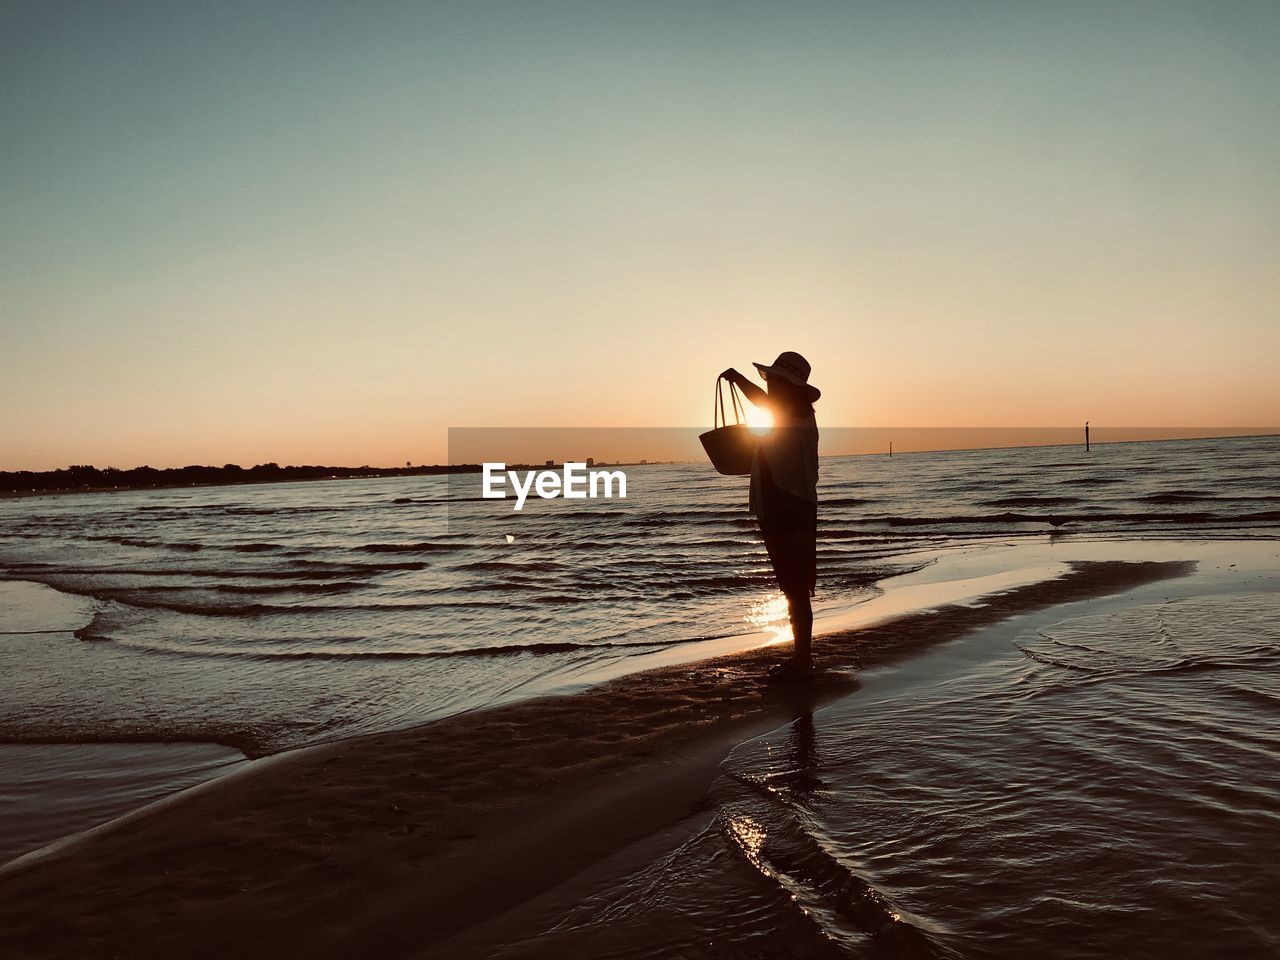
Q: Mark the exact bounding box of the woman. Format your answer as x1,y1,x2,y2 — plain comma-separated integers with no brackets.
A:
720,351,820,681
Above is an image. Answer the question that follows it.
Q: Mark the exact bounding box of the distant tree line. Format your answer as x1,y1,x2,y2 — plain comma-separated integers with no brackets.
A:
0,462,482,494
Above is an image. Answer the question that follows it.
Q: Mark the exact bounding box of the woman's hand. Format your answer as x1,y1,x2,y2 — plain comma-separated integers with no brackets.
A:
722,367,768,405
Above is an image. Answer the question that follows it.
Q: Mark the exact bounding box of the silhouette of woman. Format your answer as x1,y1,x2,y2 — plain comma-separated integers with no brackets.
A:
721,351,820,681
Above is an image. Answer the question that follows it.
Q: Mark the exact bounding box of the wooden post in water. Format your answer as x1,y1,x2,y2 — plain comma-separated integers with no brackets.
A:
889,441,893,458
1085,421,1090,452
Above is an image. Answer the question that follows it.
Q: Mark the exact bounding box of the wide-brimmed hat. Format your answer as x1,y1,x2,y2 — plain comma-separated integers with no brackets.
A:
753,351,813,387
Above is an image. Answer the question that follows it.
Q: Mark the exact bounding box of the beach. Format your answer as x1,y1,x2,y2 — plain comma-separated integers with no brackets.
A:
2,439,1279,958
3,541,1277,957
0,554,1188,954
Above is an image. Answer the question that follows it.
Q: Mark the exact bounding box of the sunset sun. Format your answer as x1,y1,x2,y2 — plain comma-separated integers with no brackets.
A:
746,405,773,434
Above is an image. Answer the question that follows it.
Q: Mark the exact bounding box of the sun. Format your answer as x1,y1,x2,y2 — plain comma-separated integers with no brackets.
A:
745,405,773,435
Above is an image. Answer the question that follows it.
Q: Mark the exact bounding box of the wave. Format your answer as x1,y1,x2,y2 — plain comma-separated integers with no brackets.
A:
1223,683,1280,711
2,561,428,579
453,560,563,572
549,537,751,551
69,538,278,555
864,510,1280,528
981,496,1082,507
355,542,467,553
85,535,204,551
717,781,955,958
93,581,364,596
207,505,343,517
1138,491,1216,504
394,495,491,504
72,628,735,661
450,579,553,594
820,496,880,507
1016,643,1105,673
77,594,467,617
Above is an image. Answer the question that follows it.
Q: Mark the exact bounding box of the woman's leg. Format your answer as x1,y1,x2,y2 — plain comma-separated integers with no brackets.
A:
787,590,813,669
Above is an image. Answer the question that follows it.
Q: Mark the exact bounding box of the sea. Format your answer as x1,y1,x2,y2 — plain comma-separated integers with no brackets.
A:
2,434,1279,956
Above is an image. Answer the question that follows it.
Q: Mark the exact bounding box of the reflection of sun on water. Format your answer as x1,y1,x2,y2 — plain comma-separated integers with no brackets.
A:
746,406,773,435
725,814,771,875
746,593,792,645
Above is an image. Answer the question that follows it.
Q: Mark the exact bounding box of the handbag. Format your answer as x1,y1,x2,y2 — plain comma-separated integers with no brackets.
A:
699,378,757,476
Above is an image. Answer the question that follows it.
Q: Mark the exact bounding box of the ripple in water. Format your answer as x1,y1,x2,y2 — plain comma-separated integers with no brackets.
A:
526,592,1280,959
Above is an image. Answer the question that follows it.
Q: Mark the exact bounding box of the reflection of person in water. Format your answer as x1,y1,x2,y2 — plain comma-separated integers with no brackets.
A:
720,351,820,681
787,712,821,796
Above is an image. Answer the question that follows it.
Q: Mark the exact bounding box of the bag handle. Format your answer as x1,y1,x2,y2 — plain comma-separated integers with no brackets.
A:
729,379,745,424
714,377,746,429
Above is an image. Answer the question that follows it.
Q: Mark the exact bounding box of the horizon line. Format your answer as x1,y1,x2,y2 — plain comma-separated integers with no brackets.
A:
5,428,1277,478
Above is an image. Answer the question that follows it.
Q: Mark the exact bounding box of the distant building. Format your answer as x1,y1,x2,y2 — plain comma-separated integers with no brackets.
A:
545,460,554,467
586,457,595,467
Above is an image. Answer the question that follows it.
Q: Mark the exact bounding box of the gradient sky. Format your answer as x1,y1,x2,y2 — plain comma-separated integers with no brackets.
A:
3,1,1278,470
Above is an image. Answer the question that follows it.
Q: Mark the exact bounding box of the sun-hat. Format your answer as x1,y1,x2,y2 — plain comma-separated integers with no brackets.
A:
753,351,813,387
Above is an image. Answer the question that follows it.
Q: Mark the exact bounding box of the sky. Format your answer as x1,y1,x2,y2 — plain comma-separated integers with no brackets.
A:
2,0,1278,470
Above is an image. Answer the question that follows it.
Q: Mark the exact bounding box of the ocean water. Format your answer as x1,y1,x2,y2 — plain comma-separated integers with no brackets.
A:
2,435,1279,953
0,435,1277,756
491,578,1280,959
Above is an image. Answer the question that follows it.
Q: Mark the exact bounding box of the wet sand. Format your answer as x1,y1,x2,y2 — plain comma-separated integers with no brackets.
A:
0,559,1191,959
0,743,247,865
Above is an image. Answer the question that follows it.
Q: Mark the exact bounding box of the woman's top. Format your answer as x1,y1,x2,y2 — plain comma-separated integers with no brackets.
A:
750,380,820,515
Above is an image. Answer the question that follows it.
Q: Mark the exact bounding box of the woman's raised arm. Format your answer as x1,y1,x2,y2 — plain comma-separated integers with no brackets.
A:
720,368,768,406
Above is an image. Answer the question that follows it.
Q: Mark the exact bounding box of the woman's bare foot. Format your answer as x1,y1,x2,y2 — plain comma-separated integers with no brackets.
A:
766,658,816,683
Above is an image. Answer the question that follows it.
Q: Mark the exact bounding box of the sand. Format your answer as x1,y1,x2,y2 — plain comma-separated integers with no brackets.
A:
0,559,1190,959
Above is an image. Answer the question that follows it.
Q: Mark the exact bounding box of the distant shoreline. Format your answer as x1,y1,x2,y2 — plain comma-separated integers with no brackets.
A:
0,462,672,500
0,466,469,500
3,430,1276,499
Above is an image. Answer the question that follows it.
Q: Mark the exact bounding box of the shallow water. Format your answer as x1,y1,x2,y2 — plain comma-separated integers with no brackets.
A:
0,742,245,865
486,571,1280,959
0,435,1276,755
